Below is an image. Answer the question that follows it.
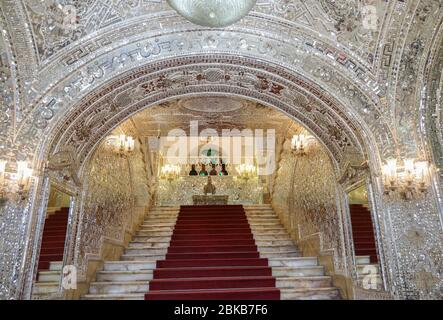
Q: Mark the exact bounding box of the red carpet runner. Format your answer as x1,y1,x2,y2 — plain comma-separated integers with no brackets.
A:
350,204,378,263
38,208,69,271
145,205,280,300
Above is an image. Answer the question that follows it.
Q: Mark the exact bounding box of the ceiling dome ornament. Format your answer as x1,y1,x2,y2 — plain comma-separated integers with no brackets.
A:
166,0,257,28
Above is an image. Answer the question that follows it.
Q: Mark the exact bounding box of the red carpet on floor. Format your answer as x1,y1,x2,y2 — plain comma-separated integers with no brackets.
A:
37,208,69,271
145,205,280,300
350,204,378,263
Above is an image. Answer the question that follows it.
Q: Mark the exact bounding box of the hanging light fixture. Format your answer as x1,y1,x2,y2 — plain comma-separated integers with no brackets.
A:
0,160,33,204
291,134,314,156
160,164,181,182
107,135,135,157
382,158,430,199
167,0,257,28
236,163,256,181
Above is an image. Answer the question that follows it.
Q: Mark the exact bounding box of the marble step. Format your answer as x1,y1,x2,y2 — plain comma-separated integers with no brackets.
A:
255,240,294,246
244,205,273,208
248,217,280,221
104,261,157,271
37,271,61,282
125,247,168,255
82,293,145,300
246,214,277,218
248,222,283,227
150,207,180,211
250,229,288,235
49,261,63,271
254,235,292,241
248,218,280,222
140,223,176,228
254,232,291,238
268,257,318,267
143,216,177,221
247,216,279,221
245,211,274,214
145,216,178,220
138,226,174,232
260,251,300,258
32,282,59,294
250,224,286,230
250,225,286,230
96,270,153,282
276,276,332,289
121,254,166,261
280,287,341,300
146,211,179,215
136,230,173,237
95,267,324,282
89,281,149,294
272,266,325,277
143,213,178,221
356,256,371,264
132,235,172,242
142,221,176,226
147,211,179,215
257,245,298,252
128,241,170,248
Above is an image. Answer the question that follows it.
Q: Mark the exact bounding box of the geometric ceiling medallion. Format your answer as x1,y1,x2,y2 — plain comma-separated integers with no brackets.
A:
180,97,245,113
167,0,257,27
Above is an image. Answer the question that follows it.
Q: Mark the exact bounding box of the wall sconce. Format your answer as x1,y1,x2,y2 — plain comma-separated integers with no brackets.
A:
236,163,257,181
160,164,181,182
291,134,313,156
0,160,33,204
107,135,135,157
382,158,429,200
16,161,33,195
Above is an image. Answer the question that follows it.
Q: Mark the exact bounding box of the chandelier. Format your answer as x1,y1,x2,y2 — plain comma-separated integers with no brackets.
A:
382,158,429,200
236,163,256,181
107,135,135,157
167,0,257,28
160,164,181,182
291,134,313,156
0,160,33,204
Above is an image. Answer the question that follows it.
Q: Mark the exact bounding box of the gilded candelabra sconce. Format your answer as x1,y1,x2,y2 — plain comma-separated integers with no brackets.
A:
291,134,314,156
382,159,430,200
160,164,181,182
0,160,33,205
107,135,135,158
236,163,257,181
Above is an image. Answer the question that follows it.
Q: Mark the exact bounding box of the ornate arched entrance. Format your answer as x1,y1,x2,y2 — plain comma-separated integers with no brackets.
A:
1,1,442,300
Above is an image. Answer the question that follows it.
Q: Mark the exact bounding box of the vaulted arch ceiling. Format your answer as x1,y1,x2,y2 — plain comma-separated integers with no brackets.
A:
42,55,372,175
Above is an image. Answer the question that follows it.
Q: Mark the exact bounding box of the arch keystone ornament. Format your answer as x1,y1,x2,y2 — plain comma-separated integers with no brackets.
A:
167,0,257,27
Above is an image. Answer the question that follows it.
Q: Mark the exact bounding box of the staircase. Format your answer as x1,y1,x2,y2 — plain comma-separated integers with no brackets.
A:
32,262,63,299
32,208,69,299
350,204,378,263
82,205,340,300
350,204,382,290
